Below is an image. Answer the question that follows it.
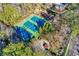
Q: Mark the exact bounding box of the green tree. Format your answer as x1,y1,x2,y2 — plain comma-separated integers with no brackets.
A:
2,42,48,56
0,31,5,38
61,4,79,55
62,4,79,38
0,4,22,26
2,42,33,56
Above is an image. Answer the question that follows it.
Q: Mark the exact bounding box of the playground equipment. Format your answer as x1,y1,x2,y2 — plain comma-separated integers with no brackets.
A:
48,3,67,14
14,14,51,41
32,39,50,52
54,3,67,14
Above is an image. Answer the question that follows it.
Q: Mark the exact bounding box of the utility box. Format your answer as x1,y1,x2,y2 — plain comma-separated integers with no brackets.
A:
14,14,50,41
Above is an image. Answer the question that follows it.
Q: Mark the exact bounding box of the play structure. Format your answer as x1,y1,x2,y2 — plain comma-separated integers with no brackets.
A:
14,14,50,41
54,3,67,13
48,3,67,14
32,39,50,52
